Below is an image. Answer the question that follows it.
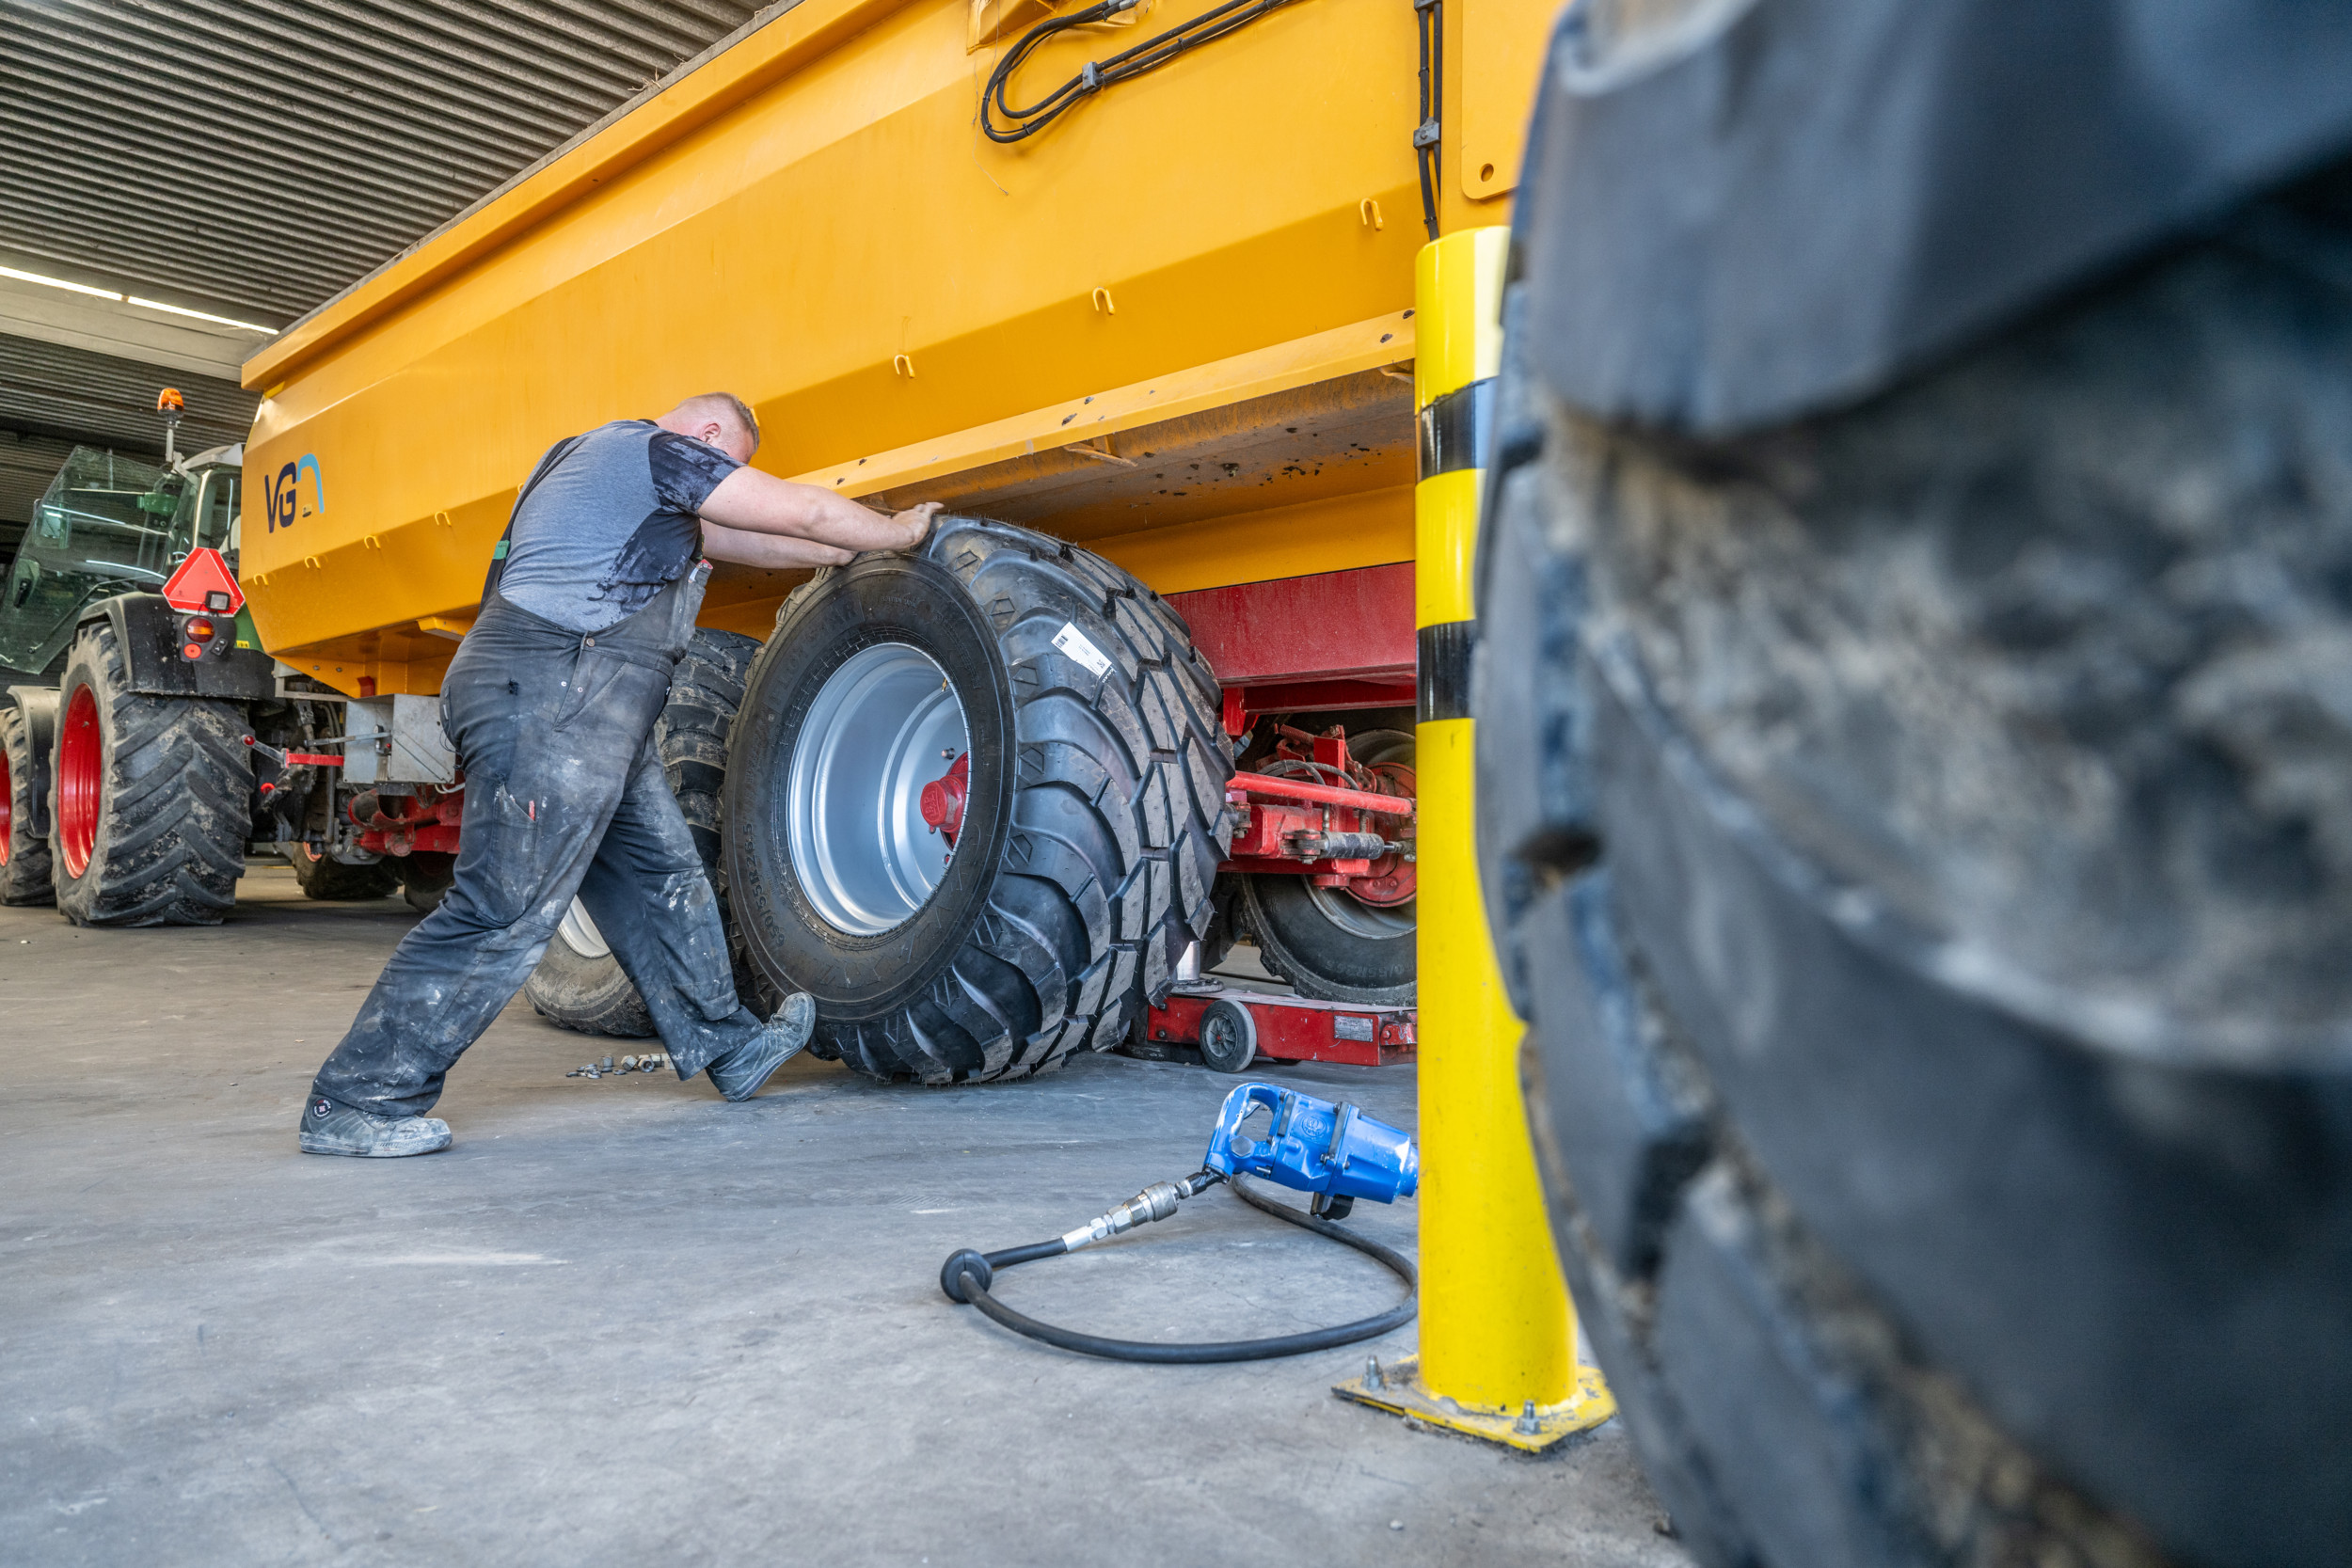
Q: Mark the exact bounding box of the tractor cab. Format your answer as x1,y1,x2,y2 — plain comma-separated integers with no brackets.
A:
0,442,242,679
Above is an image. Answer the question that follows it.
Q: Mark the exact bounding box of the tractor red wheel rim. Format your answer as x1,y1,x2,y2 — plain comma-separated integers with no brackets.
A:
58,682,103,878
0,746,11,866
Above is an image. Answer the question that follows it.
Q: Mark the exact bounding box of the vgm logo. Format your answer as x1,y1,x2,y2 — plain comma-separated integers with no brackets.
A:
264,453,324,532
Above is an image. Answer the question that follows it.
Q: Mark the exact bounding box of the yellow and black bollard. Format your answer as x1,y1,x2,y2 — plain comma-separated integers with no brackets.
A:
1334,227,1613,1450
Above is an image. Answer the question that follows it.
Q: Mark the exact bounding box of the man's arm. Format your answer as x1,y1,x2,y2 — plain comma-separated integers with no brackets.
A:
698,521,856,569
698,466,938,553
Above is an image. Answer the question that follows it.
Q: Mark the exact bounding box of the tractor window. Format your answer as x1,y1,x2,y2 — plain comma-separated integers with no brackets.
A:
34,448,174,581
164,469,234,561
0,446,171,674
196,471,237,552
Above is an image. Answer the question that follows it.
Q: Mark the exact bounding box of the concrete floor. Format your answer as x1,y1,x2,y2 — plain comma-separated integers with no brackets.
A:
1,865,1689,1568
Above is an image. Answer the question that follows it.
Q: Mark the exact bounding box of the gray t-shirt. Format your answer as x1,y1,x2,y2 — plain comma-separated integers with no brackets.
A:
493,420,741,632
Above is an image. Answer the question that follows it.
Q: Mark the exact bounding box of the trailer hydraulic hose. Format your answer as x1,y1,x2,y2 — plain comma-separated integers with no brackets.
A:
939,1171,1417,1363
981,0,1312,143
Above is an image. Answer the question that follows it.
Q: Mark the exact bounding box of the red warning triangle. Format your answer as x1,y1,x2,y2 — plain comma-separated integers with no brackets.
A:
161,547,245,615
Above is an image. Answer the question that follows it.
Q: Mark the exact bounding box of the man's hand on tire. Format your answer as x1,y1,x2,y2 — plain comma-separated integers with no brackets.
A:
887,501,943,555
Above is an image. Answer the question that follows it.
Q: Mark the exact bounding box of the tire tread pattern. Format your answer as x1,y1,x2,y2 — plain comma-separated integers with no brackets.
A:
1,705,54,905
52,620,247,927
818,518,1233,1082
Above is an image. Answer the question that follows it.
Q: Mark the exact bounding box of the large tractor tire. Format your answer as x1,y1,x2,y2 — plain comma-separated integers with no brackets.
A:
1477,165,2352,1568
524,627,767,1037
529,899,655,1037
1,699,54,905
282,840,400,900
49,619,248,927
723,517,1234,1083
1232,721,1416,1004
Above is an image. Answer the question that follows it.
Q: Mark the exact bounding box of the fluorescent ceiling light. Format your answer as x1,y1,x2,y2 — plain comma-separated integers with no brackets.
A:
0,264,279,334
0,264,121,300
127,296,279,335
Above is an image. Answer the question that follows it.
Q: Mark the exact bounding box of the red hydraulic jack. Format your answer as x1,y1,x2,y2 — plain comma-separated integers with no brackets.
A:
1135,722,1419,1074
1136,946,1418,1073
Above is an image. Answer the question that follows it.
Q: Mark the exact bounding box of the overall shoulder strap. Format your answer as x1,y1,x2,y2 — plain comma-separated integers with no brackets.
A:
481,433,588,602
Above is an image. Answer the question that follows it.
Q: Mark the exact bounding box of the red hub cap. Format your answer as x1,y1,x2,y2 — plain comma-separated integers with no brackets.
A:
919,752,970,845
57,682,103,878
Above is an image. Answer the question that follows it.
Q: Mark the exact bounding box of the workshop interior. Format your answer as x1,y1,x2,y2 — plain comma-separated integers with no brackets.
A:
1,1,2345,1564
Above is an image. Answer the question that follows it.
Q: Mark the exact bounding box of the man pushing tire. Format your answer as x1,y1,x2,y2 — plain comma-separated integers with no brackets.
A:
300,393,939,1158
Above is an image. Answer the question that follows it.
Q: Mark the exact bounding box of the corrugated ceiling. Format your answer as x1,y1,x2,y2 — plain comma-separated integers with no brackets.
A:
0,0,773,526
0,334,253,455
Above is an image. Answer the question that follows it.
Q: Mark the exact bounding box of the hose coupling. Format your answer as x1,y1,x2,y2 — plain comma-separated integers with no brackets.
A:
1060,1180,1185,1252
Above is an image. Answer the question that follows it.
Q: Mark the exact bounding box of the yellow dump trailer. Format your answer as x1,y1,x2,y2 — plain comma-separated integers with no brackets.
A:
240,0,1547,664
19,0,1555,1078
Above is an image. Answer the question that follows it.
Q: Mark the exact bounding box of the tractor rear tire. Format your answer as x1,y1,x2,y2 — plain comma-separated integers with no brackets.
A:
724,516,1233,1083
1,702,54,905
1478,177,2352,1568
524,628,767,1037
49,620,248,927
282,841,400,900
1232,726,1416,1005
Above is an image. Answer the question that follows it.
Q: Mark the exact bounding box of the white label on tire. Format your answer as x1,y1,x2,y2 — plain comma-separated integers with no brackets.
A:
1053,622,1114,677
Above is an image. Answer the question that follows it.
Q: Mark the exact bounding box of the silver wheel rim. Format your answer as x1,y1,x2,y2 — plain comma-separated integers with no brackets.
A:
786,641,970,936
557,897,611,959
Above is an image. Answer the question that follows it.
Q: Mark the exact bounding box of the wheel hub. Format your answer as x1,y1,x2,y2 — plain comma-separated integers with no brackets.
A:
785,641,971,936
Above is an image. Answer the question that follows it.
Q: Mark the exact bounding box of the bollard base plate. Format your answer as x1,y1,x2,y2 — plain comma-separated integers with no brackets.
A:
1333,1356,1614,1452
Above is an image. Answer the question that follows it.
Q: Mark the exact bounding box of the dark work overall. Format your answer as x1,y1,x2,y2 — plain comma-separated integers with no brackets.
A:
309,560,764,1119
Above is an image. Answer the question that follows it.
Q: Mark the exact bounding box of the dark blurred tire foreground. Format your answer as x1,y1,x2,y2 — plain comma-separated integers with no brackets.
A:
1475,3,2352,1566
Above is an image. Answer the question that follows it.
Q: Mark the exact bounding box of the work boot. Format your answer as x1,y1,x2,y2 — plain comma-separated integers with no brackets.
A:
707,992,817,1101
298,1097,453,1158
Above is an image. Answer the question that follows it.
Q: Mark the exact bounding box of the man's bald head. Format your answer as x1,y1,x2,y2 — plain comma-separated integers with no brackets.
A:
657,392,761,462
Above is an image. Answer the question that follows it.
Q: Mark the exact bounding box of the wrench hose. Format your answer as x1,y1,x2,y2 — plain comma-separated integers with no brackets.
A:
940,1174,1416,1363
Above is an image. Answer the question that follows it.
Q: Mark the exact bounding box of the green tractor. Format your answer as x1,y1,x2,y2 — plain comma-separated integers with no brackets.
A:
0,442,249,679
0,433,265,912
0,405,454,923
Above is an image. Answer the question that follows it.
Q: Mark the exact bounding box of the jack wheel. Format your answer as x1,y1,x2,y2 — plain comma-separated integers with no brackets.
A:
1197,997,1257,1073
